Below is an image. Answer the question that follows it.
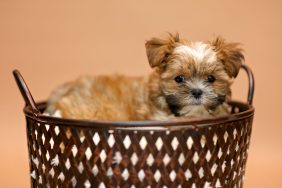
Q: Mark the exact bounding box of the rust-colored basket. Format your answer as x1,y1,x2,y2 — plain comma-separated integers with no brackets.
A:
14,65,255,188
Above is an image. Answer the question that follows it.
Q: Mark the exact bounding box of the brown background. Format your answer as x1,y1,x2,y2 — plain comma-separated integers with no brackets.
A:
1,1,282,187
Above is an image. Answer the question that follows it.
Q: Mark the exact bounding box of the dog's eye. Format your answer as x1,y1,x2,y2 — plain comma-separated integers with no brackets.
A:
175,75,185,83
207,75,216,83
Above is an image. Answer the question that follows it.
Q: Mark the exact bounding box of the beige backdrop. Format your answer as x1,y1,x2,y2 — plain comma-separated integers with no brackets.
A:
1,1,282,187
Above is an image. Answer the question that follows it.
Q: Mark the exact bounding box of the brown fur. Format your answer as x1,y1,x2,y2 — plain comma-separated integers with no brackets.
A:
45,33,244,120
211,36,244,78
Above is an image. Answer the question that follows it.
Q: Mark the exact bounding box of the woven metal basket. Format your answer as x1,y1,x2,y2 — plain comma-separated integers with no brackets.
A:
14,65,255,188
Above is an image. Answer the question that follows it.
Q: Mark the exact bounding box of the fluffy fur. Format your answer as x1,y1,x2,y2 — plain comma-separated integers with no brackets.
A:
45,33,244,120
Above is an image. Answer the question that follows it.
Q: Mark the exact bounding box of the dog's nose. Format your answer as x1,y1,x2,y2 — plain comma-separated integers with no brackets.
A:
191,89,203,99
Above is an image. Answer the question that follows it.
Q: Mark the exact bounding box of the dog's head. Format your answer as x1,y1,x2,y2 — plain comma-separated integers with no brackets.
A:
145,33,244,116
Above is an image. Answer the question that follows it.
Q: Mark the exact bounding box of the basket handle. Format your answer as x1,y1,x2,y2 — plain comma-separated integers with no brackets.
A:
13,70,40,117
12,66,254,117
241,64,255,105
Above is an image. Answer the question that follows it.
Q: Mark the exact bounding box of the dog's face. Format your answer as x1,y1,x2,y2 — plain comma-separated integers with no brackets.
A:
146,34,244,116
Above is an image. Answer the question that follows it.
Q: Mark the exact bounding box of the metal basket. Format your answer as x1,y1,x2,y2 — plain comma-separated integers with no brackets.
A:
13,64,255,188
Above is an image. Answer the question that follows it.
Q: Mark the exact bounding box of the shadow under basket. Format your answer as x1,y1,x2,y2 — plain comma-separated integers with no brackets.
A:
14,65,255,188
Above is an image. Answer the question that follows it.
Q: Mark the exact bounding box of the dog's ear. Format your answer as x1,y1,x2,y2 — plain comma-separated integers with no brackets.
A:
145,33,179,68
211,36,244,78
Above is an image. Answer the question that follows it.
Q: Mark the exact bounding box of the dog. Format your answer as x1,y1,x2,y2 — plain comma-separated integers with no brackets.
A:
44,33,244,120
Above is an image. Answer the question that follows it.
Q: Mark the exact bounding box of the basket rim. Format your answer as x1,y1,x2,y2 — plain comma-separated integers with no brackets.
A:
23,100,254,130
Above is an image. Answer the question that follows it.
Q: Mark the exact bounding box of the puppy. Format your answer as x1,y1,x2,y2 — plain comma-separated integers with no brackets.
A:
45,33,244,120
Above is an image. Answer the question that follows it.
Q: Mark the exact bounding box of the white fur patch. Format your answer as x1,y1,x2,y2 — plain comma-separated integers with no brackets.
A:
53,110,62,118
174,42,216,63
